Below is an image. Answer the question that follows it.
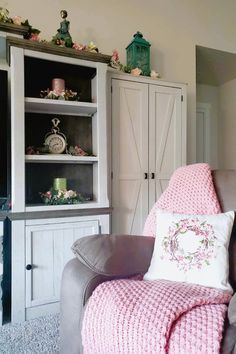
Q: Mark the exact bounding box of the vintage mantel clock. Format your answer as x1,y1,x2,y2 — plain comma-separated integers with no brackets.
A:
44,118,67,154
126,31,151,76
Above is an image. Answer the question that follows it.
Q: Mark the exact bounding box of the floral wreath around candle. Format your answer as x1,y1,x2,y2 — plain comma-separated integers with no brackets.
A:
40,189,84,205
161,218,217,272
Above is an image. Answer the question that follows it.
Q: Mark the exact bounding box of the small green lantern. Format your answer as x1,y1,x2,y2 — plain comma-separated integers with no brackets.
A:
126,31,151,76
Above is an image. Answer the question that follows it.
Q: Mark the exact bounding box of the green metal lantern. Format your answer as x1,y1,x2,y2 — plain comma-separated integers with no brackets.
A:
126,31,151,76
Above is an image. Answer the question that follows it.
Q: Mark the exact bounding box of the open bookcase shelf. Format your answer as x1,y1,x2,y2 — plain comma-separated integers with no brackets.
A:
25,97,97,116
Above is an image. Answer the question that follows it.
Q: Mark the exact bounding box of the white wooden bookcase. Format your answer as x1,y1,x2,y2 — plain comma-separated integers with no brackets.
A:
9,45,110,322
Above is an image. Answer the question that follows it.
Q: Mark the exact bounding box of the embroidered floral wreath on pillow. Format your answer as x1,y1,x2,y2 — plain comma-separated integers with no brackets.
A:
162,217,217,272
144,210,234,292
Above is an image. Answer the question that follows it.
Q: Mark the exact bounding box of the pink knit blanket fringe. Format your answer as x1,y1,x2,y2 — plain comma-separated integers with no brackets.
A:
82,279,231,354
82,164,228,353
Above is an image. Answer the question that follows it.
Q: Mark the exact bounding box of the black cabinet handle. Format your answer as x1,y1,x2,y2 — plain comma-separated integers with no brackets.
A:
151,173,155,179
144,173,148,179
26,264,32,270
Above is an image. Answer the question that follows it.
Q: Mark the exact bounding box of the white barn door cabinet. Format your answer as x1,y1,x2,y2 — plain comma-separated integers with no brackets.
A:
110,73,187,235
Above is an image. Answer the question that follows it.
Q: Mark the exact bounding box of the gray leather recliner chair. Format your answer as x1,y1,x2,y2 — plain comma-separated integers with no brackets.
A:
60,170,236,354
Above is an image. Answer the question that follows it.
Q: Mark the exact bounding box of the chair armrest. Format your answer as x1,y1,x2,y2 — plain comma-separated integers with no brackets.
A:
71,234,155,277
222,293,236,354
60,258,111,354
229,293,236,325
222,323,236,354
60,234,154,354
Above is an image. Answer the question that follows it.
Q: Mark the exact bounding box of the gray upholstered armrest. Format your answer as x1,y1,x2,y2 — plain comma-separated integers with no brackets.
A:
71,234,155,277
60,234,154,354
229,293,236,325
60,258,111,354
222,293,236,354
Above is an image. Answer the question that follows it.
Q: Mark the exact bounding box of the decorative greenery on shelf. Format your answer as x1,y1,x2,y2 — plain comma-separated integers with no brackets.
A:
0,196,11,210
0,7,103,56
67,145,90,156
0,7,40,39
40,188,84,205
40,88,79,101
21,18,40,40
109,49,161,78
109,50,131,73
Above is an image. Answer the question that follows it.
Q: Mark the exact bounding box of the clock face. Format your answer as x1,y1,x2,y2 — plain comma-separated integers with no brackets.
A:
45,134,66,154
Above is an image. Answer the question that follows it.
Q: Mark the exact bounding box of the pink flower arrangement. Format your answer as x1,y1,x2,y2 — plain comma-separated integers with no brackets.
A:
40,188,84,205
40,88,78,101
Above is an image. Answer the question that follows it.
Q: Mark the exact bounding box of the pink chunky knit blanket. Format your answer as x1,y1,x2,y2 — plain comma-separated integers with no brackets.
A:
82,164,229,353
82,279,231,354
143,163,221,237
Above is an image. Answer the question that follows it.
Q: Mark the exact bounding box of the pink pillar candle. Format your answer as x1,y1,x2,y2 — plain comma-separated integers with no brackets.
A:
52,78,65,94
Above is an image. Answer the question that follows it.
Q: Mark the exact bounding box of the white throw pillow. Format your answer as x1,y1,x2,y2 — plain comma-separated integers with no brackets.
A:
144,210,235,292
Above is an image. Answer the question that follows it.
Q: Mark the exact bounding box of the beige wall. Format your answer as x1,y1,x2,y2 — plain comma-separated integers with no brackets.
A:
4,0,236,163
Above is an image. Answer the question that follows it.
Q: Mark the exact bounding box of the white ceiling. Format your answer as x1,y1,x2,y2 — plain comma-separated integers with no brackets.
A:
196,46,236,86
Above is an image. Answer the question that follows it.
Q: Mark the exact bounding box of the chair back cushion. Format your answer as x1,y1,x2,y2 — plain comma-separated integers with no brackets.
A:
213,170,236,291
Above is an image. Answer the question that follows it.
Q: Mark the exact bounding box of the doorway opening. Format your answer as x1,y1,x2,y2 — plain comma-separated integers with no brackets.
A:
196,45,236,169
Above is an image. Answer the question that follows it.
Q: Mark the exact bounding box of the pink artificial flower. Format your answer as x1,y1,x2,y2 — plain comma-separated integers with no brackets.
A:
30,33,40,41
46,191,52,198
64,190,77,199
58,190,63,198
73,42,86,51
74,146,88,156
111,49,119,62
131,67,142,76
12,16,22,25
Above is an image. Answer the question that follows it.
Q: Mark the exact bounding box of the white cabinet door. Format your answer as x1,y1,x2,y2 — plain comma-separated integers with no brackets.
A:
148,85,183,209
111,79,149,235
111,77,186,236
25,219,99,308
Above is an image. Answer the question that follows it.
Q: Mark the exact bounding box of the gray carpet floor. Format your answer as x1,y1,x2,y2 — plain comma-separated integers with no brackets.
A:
0,313,59,354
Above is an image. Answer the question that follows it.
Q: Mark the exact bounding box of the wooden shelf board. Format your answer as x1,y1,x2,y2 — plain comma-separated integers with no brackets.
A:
25,201,102,212
25,154,98,164
7,36,111,64
25,97,97,116
0,23,29,36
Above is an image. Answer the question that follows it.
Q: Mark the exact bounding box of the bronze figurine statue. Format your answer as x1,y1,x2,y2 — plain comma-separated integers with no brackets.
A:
53,10,73,48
